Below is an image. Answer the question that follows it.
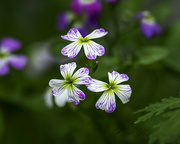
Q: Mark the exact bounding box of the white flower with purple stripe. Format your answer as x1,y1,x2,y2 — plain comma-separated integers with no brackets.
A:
49,62,91,105
0,37,27,75
88,71,132,113
61,28,108,59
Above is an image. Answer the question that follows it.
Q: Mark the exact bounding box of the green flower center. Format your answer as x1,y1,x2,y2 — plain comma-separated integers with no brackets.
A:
63,77,76,88
104,82,118,91
78,37,90,44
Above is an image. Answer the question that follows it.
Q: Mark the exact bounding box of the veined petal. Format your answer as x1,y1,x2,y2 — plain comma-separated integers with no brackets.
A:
49,79,65,87
114,85,132,104
61,28,82,41
85,28,108,39
95,90,116,113
108,71,129,85
60,62,77,79
0,37,21,52
87,79,108,92
83,41,105,59
8,55,27,69
68,85,86,105
44,87,53,108
72,67,90,85
0,59,9,75
54,88,69,107
61,41,82,58
51,86,66,97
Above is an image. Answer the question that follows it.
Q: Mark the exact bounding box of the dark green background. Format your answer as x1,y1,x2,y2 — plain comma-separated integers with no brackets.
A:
0,0,180,143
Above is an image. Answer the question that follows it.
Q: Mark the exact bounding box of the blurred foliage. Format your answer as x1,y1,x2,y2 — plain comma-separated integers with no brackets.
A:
0,0,180,144
135,96,180,144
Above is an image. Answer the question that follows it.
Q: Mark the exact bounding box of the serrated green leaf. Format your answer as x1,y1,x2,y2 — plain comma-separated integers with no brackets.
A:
136,46,168,65
134,97,180,124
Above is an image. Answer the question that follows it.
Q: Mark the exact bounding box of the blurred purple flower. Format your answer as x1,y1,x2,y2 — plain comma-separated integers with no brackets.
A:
0,37,27,75
70,0,102,29
57,12,75,31
135,11,161,38
140,20,161,38
105,0,117,3
78,27,88,38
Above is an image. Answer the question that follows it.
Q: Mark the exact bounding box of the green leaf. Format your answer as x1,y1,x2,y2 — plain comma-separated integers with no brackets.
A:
134,97,180,124
136,46,168,65
149,109,180,144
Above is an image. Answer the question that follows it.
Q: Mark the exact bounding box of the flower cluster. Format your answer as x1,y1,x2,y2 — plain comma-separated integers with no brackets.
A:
48,28,132,113
57,0,120,34
0,37,27,75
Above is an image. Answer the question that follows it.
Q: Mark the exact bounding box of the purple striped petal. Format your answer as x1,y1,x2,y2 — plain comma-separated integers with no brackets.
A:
108,71,129,85
61,41,82,58
60,62,77,79
49,79,65,87
0,60,9,75
114,85,132,104
68,86,86,105
0,37,21,52
95,90,116,113
83,41,105,59
86,28,108,39
8,55,27,69
72,67,90,85
61,28,82,41
54,89,69,107
87,79,108,92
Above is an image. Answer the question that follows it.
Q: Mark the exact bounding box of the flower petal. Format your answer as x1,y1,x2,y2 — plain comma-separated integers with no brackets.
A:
140,20,154,38
49,79,65,87
60,62,77,79
57,12,69,31
85,28,108,39
44,87,53,108
114,85,132,104
83,41,105,59
8,55,27,69
54,88,69,107
0,37,21,52
108,71,129,85
61,28,82,41
70,0,82,15
153,23,162,35
95,90,116,113
49,79,67,97
61,41,82,58
0,60,9,75
72,67,90,85
87,79,108,92
68,85,86,105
